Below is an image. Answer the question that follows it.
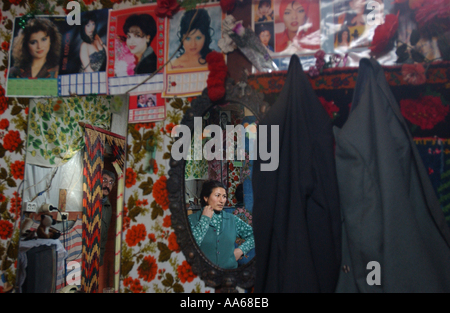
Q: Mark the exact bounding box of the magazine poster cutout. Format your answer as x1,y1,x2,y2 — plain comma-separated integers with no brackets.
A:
58,9,109,96
251,0,321,70
319,0,395,66
128,92,165,123
163,3,224,98
328,0,387,53
7,16,69,97
106,4,165,95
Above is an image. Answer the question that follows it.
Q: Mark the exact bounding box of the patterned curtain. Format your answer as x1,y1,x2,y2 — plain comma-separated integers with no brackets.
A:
81,128,105,293
27,96,111,167
112,161,124,293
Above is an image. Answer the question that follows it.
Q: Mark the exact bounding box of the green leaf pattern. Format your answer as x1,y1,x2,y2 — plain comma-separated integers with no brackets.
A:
26,96,111,167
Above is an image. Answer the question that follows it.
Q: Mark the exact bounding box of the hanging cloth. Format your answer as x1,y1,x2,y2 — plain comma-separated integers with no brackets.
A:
81,128,105,293
334,58,450,293
252,54,342,293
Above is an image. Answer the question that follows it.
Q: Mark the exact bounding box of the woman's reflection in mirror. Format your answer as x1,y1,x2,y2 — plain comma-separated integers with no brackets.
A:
188,180,255,269
100,169,115,266
219,112,230,131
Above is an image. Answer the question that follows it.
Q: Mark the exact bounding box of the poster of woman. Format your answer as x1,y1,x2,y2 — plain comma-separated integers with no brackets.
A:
6,16,68,97
333,0,378,50
273,0,321,53
57,9,109,96
326,0,391,53
251,0,320,71
107,4,166,95
163,3,224,97
59,9,108,75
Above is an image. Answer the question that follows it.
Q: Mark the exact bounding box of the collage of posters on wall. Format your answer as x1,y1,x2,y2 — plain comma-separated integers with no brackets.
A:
251,0,395,70
163,3,224,97
106,4,166,95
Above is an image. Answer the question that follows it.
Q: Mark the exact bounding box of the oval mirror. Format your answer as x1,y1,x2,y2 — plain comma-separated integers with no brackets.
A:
168,78,269,292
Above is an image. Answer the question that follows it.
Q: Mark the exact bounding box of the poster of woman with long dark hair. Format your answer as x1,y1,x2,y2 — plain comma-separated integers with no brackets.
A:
163,3,224,97
57,9,109,96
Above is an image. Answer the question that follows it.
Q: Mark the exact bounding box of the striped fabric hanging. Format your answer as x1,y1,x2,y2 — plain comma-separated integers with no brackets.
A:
112,161,124,293
81,128,105,293
57,217,82,291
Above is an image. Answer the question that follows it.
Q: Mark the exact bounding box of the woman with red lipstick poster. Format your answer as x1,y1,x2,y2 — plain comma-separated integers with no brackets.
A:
107,4,166,95
274,0,321,53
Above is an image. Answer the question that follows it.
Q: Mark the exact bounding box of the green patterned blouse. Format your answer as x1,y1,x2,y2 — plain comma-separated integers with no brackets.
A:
189,211,255,255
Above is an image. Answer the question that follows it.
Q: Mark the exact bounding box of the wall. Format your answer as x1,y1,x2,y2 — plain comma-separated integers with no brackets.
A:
0,0,252,293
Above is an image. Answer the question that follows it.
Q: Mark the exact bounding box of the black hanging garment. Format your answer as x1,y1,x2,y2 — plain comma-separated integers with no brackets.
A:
334,58,450,292
252,55,342,293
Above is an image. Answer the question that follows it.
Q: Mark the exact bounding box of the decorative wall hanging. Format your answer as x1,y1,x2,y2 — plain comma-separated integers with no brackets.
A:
81,127,105,293
248,61,450,228
414,137,450,227
26,96,111,167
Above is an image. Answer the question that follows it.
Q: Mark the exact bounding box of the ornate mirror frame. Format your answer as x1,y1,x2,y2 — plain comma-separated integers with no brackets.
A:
167,77,269,292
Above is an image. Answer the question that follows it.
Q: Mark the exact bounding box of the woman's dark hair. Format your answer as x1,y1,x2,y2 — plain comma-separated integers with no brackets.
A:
255,23,272,37
258,0,272,9
123,14,157,47
12,18,62,69
177,8,214,63
337,26,350,43
200,180,226,207
80,11,98,44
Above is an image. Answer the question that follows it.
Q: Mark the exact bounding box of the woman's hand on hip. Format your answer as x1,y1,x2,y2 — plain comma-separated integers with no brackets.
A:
234,248,244,261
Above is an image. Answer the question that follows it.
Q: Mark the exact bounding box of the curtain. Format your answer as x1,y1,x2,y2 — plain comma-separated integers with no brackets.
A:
81,128,105,293
81,126,125,293
26,96,111,167
112,161,124,293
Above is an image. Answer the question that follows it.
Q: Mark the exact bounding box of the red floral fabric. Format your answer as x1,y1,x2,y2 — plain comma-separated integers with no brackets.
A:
400,95,450,130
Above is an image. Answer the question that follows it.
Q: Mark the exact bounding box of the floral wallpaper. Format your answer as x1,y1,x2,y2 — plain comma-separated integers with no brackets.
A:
120,97,213,293
0,0,213,293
